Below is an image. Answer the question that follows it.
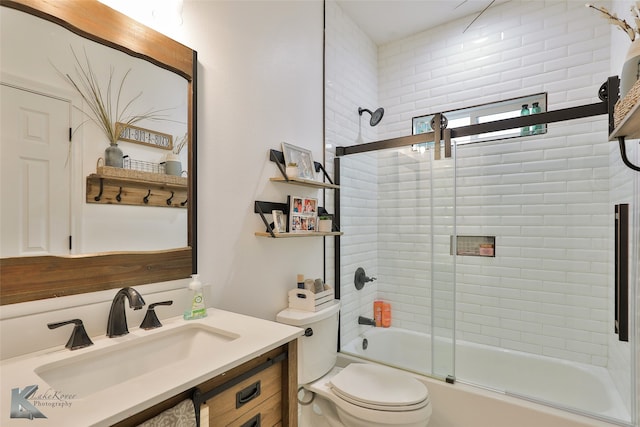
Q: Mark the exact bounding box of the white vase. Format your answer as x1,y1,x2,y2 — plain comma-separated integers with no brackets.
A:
164,153,182,176
620,39,640,98
285,165,298,178
105,143,123,168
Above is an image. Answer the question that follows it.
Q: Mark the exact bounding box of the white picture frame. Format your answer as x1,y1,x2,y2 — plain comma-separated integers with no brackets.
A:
281,142,316,180
272,210,286,233
289,196,318,233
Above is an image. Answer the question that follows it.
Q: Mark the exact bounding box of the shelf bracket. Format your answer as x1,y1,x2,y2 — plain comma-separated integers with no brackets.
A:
255,201,288,237
617,137,640,172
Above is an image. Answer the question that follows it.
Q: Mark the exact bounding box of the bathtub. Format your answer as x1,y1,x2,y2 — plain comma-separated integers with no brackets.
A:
340,327,632,427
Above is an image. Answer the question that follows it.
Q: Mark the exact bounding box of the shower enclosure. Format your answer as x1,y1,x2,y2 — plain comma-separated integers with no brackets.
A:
333,106,637,425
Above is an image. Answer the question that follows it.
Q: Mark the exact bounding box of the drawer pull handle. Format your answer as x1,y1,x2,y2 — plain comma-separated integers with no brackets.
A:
236,381,261,408
240,413,261,427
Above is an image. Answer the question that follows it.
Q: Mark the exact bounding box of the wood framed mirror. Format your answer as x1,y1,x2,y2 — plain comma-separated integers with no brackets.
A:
0,0,197,305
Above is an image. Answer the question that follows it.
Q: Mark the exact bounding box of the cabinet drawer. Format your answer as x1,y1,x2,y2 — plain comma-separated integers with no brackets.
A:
205,362,282,426
225,393,281,427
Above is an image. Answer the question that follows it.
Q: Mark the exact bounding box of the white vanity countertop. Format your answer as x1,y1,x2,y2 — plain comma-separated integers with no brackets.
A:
0,308,303,426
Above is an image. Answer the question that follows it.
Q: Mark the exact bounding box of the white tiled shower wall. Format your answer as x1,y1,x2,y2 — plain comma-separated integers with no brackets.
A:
328,0,627,366
324,0,380,342
328,1,640,415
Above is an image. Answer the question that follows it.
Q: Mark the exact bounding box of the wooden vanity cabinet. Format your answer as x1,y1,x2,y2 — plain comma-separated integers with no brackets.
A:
113,340,297,427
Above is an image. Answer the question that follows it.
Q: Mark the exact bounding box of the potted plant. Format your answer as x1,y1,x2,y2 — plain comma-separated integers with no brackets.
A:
587,3,640,97
56,47,169,167
285,162,298,178
318,215,332,232
165,132,187,176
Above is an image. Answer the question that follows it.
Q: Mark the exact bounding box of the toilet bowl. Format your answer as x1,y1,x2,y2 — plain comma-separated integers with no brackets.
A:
276,301,432,427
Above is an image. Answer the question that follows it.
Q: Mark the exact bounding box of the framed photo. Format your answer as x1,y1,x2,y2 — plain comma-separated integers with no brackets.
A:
281,142,316,180
272,210,286,233
289,196,318,233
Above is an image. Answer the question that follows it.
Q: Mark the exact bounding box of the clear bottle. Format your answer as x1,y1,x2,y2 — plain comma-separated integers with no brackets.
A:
184,274,207,320
531,102,542,134
520,104,530,136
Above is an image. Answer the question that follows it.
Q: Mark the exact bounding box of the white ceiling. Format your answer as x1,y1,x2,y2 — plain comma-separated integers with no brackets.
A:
335,0,508,45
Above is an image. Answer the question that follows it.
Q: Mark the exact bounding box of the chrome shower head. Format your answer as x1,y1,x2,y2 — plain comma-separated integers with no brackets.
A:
358,107,385,126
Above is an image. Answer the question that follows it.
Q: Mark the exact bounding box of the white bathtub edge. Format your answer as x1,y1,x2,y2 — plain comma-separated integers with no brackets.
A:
336,352,629,427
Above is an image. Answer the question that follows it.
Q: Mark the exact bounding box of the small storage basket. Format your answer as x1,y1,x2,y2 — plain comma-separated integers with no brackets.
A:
288,287,334,312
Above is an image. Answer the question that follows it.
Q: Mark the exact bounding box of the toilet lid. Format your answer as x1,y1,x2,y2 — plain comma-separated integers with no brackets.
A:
329,364,429,409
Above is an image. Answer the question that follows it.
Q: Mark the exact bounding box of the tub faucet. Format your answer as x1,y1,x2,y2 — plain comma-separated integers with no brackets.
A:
107,287,145,337
358,316,376,327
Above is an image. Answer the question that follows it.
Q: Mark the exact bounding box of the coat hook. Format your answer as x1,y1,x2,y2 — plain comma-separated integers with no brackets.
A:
166,191,174,205
181,197,188,206
143,189,151,204
94,178,104,201
116,187,123,202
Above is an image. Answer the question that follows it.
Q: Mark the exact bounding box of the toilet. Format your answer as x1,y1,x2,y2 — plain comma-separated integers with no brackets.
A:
276,301,432,427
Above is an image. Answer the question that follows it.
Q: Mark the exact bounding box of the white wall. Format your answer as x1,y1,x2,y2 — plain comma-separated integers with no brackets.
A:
178,0,324,320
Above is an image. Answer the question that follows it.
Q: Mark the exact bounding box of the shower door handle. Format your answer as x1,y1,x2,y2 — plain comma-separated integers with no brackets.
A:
614,204,629,342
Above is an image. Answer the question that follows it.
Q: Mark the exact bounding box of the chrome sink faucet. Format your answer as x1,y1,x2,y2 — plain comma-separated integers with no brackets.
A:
107,287,146,337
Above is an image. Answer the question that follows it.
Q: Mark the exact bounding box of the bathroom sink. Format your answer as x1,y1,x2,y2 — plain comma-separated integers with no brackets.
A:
34,323,239,397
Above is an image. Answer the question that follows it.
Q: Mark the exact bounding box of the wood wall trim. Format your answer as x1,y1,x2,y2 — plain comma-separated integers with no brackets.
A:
0,249,192,305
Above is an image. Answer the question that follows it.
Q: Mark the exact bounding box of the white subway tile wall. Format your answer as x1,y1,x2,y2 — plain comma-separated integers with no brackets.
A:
326,1,633,409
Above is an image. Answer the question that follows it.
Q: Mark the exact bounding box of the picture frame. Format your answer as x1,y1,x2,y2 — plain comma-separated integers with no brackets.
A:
116,123,173,150
272,210,286,233
281,142,316,180
288,196,318,233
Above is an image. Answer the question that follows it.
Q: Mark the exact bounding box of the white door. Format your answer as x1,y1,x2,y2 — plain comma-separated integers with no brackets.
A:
0,84,71,257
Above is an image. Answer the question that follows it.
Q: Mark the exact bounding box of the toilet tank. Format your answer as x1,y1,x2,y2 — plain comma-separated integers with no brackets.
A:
276,301,340,384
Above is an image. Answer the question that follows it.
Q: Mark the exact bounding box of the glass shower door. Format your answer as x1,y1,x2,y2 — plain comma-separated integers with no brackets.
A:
337,142,456,381
451,120,636,425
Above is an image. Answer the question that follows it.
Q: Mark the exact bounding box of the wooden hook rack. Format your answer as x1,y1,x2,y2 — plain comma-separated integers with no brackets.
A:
86,174,188,208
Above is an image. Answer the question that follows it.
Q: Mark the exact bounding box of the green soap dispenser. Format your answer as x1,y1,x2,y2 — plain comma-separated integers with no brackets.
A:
184,274,207,320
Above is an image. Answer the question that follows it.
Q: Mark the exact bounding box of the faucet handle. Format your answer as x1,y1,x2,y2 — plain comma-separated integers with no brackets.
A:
140,301,173,330
47,319,94,350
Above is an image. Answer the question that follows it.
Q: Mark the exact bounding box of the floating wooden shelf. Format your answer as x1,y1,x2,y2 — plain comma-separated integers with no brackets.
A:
255,149,342,237
269,176,339,189
268,149,339,189
86,174,188,208
610,100,640,140
255,231,343,238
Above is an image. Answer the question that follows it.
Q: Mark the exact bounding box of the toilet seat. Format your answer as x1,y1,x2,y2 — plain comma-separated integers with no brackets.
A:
328,364,429,412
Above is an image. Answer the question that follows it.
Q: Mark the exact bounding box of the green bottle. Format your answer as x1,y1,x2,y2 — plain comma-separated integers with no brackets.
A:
531,102,542,134
520,104,530,136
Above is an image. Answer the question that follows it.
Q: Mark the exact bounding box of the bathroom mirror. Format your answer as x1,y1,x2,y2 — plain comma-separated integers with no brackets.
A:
0,0,197,305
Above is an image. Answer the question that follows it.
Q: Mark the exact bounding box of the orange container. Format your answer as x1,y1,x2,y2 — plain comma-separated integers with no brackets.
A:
374,301,383,327
382,302,391,328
